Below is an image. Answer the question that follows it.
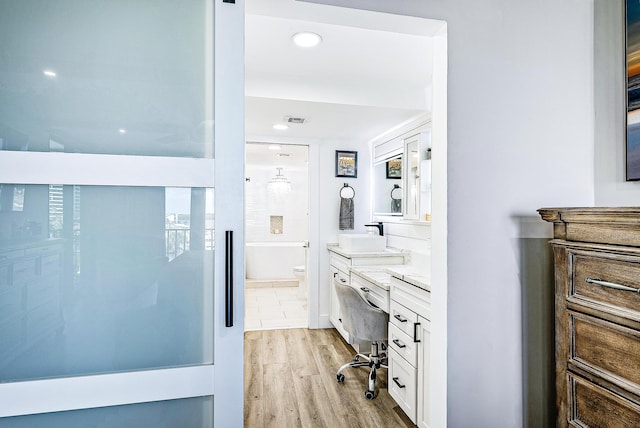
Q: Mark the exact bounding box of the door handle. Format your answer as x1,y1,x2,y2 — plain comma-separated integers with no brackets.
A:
225,230,233,327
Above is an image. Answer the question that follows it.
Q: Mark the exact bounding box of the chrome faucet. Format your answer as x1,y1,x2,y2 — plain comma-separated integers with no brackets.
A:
364,222,384,236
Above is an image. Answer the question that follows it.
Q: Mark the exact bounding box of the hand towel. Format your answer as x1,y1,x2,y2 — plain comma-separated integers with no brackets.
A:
339,197,354,230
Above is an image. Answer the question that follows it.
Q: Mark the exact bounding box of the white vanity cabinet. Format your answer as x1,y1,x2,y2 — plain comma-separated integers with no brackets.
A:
328,247,403,343
387,274,431,426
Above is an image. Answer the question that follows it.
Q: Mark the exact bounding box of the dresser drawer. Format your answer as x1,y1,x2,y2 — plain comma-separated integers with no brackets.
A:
388,347,417,424
570,311,640,393
569,373,640,427
388,322,417,367
570,251,640,321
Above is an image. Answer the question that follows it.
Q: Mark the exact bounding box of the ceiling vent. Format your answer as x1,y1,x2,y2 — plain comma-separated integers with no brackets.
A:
285,116,306,124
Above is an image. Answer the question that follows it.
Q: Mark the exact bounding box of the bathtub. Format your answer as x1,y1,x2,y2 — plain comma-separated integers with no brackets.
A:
245,241,306,280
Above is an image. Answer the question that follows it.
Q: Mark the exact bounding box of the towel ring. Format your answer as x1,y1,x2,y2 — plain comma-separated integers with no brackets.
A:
340,183,355,199
390,184,402,200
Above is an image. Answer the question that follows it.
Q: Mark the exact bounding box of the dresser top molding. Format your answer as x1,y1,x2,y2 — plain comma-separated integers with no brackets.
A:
538,207,640,246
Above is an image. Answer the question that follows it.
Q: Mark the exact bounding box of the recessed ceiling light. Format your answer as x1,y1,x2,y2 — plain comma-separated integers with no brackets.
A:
273,124,289,130
292,32,322,48
43,70,57,77
118,128,127,134
268,144,282,150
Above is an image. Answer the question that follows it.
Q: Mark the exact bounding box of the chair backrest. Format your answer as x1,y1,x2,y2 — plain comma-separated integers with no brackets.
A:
334,278,388,343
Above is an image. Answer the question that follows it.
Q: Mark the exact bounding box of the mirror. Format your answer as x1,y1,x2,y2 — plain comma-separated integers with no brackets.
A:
404,137,420,219
373,154,403,216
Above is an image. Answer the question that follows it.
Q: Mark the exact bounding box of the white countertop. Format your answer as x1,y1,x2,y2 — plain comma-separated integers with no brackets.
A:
327,244,405,259
349,266,397,290
386,266,431,291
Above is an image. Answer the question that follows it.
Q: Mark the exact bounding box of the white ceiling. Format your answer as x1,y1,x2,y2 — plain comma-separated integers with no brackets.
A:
245,0,444,145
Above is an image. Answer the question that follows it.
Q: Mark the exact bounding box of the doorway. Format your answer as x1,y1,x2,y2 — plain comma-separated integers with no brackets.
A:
245,143,310,330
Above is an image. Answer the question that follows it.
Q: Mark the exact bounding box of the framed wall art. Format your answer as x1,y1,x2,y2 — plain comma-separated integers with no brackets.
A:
627,0,640,180
335,150,358,178
386,158,402,179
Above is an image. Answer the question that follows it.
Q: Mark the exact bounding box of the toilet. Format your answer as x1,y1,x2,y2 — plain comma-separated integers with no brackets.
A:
293,265,306,298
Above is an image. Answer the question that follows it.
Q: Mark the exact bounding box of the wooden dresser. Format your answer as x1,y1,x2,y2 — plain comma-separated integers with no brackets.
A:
539,208,640,427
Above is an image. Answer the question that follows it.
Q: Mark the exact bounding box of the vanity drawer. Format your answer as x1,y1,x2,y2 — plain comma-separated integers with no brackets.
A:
569,311,640,392
569,373,640,427
570,251,640,321
351,274,389,312
390,276,430,320
388,347,417,424
330,253,351,276
390,299,418,337
388,322,417,367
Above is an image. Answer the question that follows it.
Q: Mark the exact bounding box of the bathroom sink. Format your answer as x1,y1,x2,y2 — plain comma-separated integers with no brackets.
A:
338,234,386,252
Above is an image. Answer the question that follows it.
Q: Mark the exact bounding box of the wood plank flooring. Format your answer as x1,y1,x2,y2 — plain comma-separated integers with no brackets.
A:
244,328,415,428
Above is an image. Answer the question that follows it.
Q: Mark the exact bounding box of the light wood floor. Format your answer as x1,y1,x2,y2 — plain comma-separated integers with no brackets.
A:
244,328,415,428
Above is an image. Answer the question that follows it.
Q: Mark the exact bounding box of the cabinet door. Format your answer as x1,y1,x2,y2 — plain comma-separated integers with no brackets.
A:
417,315,431,428
403,134,421,220
329,266,350,342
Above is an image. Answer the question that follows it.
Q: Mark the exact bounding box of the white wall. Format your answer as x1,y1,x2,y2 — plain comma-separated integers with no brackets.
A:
245,164,309,242
307,1,595,427
593,0,640,204
317,139,372,326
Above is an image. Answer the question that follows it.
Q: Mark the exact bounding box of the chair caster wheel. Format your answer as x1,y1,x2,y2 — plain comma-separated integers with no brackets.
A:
337,373,345,383
364,390,375,400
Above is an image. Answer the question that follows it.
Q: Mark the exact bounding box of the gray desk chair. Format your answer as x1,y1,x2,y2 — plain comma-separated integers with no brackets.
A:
334,278,388,400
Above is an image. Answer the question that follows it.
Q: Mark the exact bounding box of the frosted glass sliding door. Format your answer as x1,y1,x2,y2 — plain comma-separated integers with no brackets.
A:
0,184,214,382
0,0,245,426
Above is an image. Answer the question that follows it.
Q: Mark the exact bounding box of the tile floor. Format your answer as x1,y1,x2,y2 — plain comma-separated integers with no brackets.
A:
245,280,308,331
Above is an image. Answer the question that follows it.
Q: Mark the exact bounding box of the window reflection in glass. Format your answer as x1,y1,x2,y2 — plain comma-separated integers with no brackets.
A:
0,184,214,382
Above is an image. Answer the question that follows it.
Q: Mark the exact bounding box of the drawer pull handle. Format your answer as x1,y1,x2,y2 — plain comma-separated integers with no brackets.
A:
392,339,406,349
586,277,640,294
392,377,406,388
340,278,347,283
360,287,370,293
394,314,408,323
333,272,338,278
413,322,421,343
